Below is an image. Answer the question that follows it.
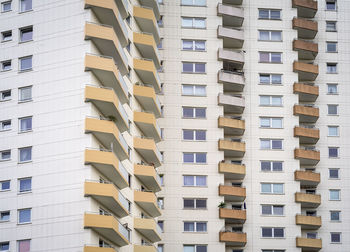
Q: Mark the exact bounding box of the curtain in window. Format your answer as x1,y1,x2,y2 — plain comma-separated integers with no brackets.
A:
273,184,283,193
259,31,269,40
194,63,205,73
195,131,205,140
183,153,194,163
196,222,207,232
260,161,271,171
21,118,32,131
195,41,205,51
182,40,193,50
261,183,271,193
182,85,194,95
21,0,32,12
260,140,270,149
18,240,30,252
184,222,195,232
196,176,206,186
183,176,194,186
20,179,31,192
259,52,269,62
183,246,195,252
195,108,206,118
20,87,32,101
196,153,206,163
20,148,32,162
194,86,206,96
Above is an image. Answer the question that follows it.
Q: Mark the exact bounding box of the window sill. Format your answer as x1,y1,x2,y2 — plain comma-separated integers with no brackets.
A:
329,199,341,201
183,208,207,210
0,99,12,102
328,135,339,137
258,83,283,86
260,193,285,195
18,130,33,134
18,160,32,164
326,72,338,74
259,62,283,64
183,186,208,188
259,127,283,129
181,49,207,52
329,178,340,180
183,163,207,165
0,189,10,192
182,95,207,97
182,140,207,142
0,159,11,162
180,4,207,7
328,157,340,159
181,27,207,30
182,72,207,74
259,105,283,107
327,93,338,95
0,220,10,223
19,9,33,14
182,117,207,119
261,214,285,217
327,114,339,116
261,237,286,239
18,99,33,104
258,18,282,21
19,39,33,44
17,222,32,225
258,40,283,42
18,191,32,195
260,149,284,151
1,9,12,13
0,129,11,132
1,69,12,72
183,231,208,234
326,30,337,32
18,68,33,73
260,170,284,173
1,40,12,43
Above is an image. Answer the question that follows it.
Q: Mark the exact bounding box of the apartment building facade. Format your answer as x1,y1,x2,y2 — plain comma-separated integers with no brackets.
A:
0,0,349,252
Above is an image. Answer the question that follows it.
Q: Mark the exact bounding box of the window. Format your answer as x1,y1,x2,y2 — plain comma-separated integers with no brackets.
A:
0,120,11,131
159,174,164,186
0,90,11,101
260,161,283,172
330,211,340,221
0,242,9,251
329,189,340,200
183,130,206,141
328,126,339,136
157,38,163,49
259,52,282,63
0,211,10,222
19,117,32,132
19,86,32,102
182,40,206,51
19,26,33,42
18,177,32,193
328,147,339,158
259,95,282,106
183,198,207,209
326,0,336,11
261,183,284,194
261,205,284,216
262,250,285,252
20,0,32,12
158,244,164,252
258,9,281,20
1,150,11,161
158,197,164,209
182,62,206,73
331,233,341,243
327,63,337,73
19,147,32,162
181,17,206,29
182,107,206,118
258,30,282,41
158,220,164,232
326,21,337,32
0,180,10,191
259,74,282,84
183,245,207,252
327,104,338,115
1,30,12,42
327,84,338,94
18,209,31,224
1,1,11,12
17,240,30,252
182,84,206,96
1,60,11,71
181,0,206,6
261,227,284,238
183,153,206,163
329,169,339,179
19,56,32,71
260,139,283,150
157,16,163,27
260,117,282,128
307,232,317,239
326,42,337,52
183,175,207,187
184,222,207,232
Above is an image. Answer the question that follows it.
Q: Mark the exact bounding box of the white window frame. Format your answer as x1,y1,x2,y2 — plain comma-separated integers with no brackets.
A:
261,183,284,194
259,52,282,63
19,26,33,43
328,126,339,136
330,210,341,222
1,1,11,12
183,129,206,141
258,9,281,20
19,55,33,72
328,147,339,158
183,152,207,163
0,120,11,131
19,116,32,133
18,86,32,102
326,21,337,32
261,227,285,238
1,60,11,71
183,221,207,232
329,189,340,201
327,83,338,94
1,30,12,42
182,107,206,118
329,168,339,179
0,241,10,251
258,30,282,41
182,62,206,73
326,0,337,11
260,161,283,172
19,0,32,12
259,95,283,106
182,39,206,51
330,232,341,243
0,180,10,191
183,245,208,252
327,104,338,115
181,0,206,6
261,205,284,216
18,146,32,163
326,63,337,74
18,177,32,193
260,139,283,150
0,150,11,161
183,175,207,187
259,117,283,128
0,211,10,222
0,89,11,101
17,240,31,252
17,208,31,224
181,17,206,29
259,73,282,84
326,41,337,52
182,84,206,96
183,198,207,209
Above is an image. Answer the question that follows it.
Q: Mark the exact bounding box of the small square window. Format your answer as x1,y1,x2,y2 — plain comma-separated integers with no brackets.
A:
328,147,339,158
1,1,11,12
331,233,341,243
1,150,11,161
20,26,33,42
19,86,32,102
18,208,31,224
1,30,12,42
20,0,32,12
0,241,10,251
329,189,340,200
1,60,11,71
19,146,32,163
0,211,10,222
0,120,11,131
0,180,10,191
327,63,337,73
328,104,338,115
18,177,32,193
329,169,339,179
327,84,338,94
0,90,11,101
326,0,336,11
326,21,337,32
326,42,337,52
328,126,339,136
19,117,32,132
330,211,340,221
19,56,33,71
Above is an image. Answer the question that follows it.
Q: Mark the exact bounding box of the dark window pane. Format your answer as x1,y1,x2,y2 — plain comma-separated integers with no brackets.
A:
184,199,195,208
183,130,194,140
270,10,281,19
262,228,272,237
195,130,206,140
272,140,282,149
273,206,284,215
274,228,284,237
1,181,10,190
183,107,194,118
195,63,205,73
261,161,271,171
330,211,339,221
262,205,272,215
195,108,206,118
196,222,207,232
184,222,195,231
329,169,339,178
329,148,338,157
331,233,340,242
272,162,283,171
259,10,269,19
196,199,207,208
196,153,206,163
183,62,193,72
183,153,194,163
196,246,207,252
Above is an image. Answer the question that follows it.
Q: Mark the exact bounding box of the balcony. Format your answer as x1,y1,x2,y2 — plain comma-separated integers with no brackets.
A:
218,162,246,180
134,244,157,252
218,49,244,69
219,185,246,202
134,218,162,243
295,170,320,187
134,137,162,167
138,0,160,20
293,62,319,81
295,192,321,208
217,4,244,27
218,94,245,114
134,190,161,217
293,18,318,39
133,32,160,68
84,85,128,132
218,116,245,136
294,148,320,165
85,54,129,104
85,22,128,75
218,70,245,92
219,139,245,158
296,215,322,230
134,58,161,93
84,181,129,217
133,84,161,117
293,83,319,102
85,117,128,160
84,149,129,189
293,104,319,123
134,164,161,192
219,231,247,246
293,40,318,60
133,6,160,43
294,126,319,144
84,0,128,46
292,0,317,18
296,237,322,251
218,26,244,48
134,111,161,142
84,246,115,252
84,213,129,247
219,208,246,224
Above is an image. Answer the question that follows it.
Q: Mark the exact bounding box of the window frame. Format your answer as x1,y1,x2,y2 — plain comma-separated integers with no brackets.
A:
326,63,337,74
183,175,207,187
181,0,206,6
182,39,206,51
17,239,31,252
183,244,208,252
329,189,340,201
19,26,33,43
19,0,32,13
261,183,284,194
326,41,337,53
1,60,12,71
328,147,339,158
330,211,341,222
183,198,207,209
18,86,32,102
182,84,206,96
258,30,282,41
258,9,281,20
327,104,338,115
182,129,206,141
259,95,283,106
326,21,337,32
260,139,283,150
0,89,11,101
1,30,12,42
183,221,207,232
19,116,32,133
0,211,10,222
259,52,282,63
18,208,31,224
18,177,32,193
0,120,11,131
0,150,11,161
0,180,10,191
0,241,10,251
18,146,32,163
181,17,206,29
182,62,206,73
260,161,283,172
326,0,337,11
1,1,11,12
183,152,207,163
182,107,206,119
327,83,338,94
330,232,341,243
19,55,33,72
261,227,285,238
261,205,284,216
259,73,282,85
329,168,339,179
328,126,339,136
259,117,283,128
